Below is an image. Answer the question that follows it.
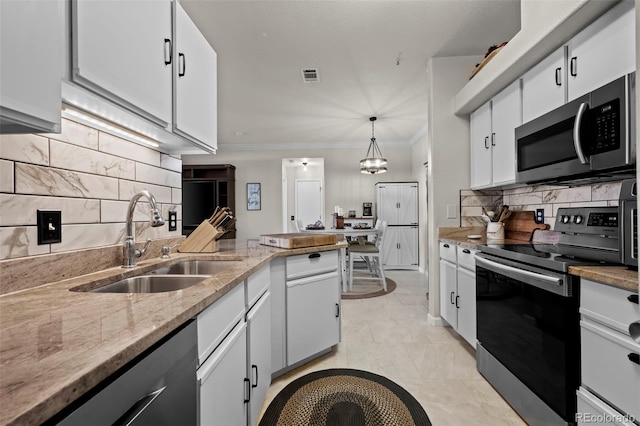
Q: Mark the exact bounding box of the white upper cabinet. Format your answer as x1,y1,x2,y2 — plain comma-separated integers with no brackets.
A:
174,3,218,151
72,0,173,128
491,80,521,186
567,0,635,102
522,46,566,123
470,79,521,189
470,101,493,188
0,0,62,133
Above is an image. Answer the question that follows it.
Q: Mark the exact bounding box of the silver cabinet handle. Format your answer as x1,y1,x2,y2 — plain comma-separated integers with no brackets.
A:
555,67,562,86
484,136,489,149
570,56,577,76
113,387,166,426
491,132,496,146
573,102,590,164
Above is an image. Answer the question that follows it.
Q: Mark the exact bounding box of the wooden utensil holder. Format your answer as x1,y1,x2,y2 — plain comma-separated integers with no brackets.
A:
178,220,223,253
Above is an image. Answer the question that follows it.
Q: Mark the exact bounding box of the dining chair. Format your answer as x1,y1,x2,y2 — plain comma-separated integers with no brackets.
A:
348,220,387,292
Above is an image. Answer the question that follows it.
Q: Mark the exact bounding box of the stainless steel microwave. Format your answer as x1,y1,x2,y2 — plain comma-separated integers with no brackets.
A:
515,73,636,185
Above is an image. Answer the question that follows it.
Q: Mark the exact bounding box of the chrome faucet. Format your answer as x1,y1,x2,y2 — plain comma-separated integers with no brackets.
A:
123,190,165,268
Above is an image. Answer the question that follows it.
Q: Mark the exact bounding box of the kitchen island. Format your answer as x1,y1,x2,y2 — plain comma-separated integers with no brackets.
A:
0,239,347,425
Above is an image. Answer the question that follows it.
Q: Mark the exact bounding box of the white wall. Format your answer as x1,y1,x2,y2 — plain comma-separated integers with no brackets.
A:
183,145,413,239
411,131,429,273
426,55,481,324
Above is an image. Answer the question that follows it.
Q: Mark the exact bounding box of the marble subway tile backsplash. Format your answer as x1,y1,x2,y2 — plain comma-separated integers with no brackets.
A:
461,182,623,228
0,118,182,261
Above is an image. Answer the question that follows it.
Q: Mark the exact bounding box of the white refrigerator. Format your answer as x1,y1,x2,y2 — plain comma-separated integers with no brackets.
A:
375,182,419,270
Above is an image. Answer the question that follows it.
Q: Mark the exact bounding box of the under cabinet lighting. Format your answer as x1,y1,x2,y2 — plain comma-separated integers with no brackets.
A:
62,107,160,148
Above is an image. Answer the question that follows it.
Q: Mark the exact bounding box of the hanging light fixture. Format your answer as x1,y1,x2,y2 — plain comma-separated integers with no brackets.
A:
359,116,387,174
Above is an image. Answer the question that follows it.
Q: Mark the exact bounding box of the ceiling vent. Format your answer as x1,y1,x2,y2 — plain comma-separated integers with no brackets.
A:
301,68,319,83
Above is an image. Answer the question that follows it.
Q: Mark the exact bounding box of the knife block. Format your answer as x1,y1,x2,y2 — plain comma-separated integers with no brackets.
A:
178,220,223,253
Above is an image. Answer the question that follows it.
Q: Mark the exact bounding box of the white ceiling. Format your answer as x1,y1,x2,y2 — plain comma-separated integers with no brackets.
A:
180,0,521,152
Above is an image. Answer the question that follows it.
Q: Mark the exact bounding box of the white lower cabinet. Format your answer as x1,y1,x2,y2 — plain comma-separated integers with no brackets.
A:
439,257,458,330
579,279,640,424
196,264,272,426
439,242,477,348
197,320,247,426
456,265,476,349
247,291,271,426
287,270,340,366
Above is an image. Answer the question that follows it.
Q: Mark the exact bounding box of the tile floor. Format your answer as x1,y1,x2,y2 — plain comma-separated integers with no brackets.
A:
260,270,527,425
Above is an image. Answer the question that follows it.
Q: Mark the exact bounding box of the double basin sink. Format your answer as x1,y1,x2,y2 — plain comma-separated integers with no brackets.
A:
73,260,236,294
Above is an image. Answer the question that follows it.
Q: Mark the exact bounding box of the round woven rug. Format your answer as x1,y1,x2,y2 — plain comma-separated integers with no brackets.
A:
341,278,397,300
259,368,431,426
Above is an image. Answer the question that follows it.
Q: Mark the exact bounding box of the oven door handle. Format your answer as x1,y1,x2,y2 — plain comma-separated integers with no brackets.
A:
475,255,563,287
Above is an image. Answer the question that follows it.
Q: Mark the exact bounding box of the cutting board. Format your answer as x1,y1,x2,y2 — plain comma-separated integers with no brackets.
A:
260,233,337,249
504,211,550,241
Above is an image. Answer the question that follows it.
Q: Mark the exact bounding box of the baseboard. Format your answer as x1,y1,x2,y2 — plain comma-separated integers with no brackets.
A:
427,313,447,327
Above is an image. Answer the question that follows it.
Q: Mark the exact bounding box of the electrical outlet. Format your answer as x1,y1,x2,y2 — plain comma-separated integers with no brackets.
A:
37,210,62,244
535,208,545,224
168,211,177,231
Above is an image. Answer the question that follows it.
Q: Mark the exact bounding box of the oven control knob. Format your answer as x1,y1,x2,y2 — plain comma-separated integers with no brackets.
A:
574,215,584,224
562,215,571,224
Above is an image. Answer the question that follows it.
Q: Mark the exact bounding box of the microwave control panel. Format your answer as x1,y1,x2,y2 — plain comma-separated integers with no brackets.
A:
592,99,620,154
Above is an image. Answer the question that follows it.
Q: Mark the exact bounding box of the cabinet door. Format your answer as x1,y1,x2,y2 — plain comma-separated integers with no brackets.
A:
397,184,418,225
247,292,272,426
456,267,476,348
522,46,566,123
439,259,457,329
174,3,218,150
567,0,635,102
72,0,172,127
197,321,247,426
0,0,62,133
470,101,492,189
491,80,521,186
381,227,399,268
377,185,398,225
286,272,340,366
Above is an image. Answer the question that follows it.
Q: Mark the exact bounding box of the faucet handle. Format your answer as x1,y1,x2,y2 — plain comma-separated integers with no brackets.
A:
136,239,153,258
161,243,179,259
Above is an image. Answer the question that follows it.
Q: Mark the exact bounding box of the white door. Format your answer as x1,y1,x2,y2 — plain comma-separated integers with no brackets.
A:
470,101,492,189
567,0,635,102
439,259,457,329
295,180,323,228
247,292,271,426
73,0,172,127
377,185,398,224
456,267,476,348
491,80,521,187
286,272,340,366
174,3,218,149
198,321,247,426
397,226,419,268
397,185,418,225
522,46,566,123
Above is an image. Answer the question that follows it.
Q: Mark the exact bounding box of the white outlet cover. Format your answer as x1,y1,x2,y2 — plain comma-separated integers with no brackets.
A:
446,204,457,219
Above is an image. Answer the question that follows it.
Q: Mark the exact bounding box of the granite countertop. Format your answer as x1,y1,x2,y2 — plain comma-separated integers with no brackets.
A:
438,227,638,293
0,239,347,426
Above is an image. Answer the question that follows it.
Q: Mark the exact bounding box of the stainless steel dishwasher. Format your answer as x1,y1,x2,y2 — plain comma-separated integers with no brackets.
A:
53,320,197,426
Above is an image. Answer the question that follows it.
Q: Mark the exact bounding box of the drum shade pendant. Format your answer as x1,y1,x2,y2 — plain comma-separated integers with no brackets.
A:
359,117,388,174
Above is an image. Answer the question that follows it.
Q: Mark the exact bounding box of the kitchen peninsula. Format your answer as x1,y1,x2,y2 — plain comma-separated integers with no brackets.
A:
0,239,347,425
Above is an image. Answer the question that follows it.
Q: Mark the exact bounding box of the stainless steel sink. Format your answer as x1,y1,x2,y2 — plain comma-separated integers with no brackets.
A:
90,275,207,293
147,260,237,276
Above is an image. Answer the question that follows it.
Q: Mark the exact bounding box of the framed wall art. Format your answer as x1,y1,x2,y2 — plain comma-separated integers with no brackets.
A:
247,183,261,210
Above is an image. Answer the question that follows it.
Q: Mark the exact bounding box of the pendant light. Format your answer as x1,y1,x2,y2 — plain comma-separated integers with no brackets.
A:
359,116,387,174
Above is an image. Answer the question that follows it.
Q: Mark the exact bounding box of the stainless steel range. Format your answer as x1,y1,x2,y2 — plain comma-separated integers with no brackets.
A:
475,206,621,426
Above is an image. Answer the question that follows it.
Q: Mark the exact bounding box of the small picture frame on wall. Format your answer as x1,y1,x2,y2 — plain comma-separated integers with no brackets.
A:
247,183,261,211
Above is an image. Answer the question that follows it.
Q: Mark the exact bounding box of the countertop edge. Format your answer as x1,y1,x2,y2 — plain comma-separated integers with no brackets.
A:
0,240,347,426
